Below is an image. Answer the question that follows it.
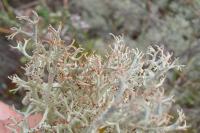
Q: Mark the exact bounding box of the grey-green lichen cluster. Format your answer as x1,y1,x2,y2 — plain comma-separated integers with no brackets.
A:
7,11,187,133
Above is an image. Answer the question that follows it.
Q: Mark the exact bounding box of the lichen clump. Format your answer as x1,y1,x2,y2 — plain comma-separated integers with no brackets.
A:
7,11,187,133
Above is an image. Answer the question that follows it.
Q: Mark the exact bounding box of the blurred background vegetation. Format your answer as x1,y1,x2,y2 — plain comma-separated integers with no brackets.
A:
0,0,200,132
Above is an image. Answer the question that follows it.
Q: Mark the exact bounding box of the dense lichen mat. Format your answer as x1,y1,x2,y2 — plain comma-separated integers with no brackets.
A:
5,11,187,133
